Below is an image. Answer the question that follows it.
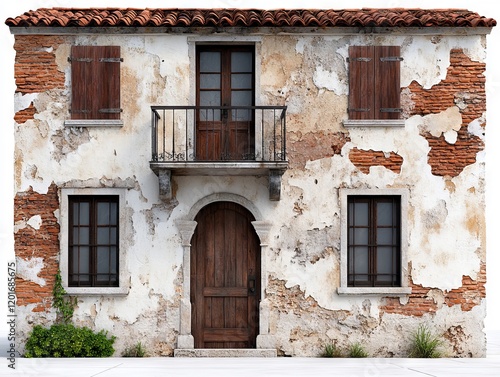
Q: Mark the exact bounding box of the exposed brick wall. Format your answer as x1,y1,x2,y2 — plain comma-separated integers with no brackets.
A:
267,277,350,319
425,128,484,177
288,131,350,169
445,262,486,311
349,148,403,174
14,35,66,95
380,262,486,316
408,49,486,177
14,103,36,124
14,183,60,312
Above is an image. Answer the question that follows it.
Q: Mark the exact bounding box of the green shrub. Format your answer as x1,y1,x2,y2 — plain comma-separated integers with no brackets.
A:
122,342,146,357
321,343,343,358
409,324,443,358
24,324,115,358
348,342,368,358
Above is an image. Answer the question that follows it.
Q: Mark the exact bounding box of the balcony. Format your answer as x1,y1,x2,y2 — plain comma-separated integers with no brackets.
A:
150,105,288,200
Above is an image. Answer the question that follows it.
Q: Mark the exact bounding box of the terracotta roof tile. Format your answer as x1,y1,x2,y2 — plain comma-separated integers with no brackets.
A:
5,8,496,28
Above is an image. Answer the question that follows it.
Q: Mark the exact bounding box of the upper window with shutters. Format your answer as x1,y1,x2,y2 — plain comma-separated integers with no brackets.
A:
343,46,405,127
64,46,123,127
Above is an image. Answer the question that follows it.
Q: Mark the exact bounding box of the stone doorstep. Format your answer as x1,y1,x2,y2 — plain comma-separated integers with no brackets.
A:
174,349,277,357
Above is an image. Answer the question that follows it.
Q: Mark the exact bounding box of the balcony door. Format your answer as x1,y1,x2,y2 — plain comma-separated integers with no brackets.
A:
196,45,255,161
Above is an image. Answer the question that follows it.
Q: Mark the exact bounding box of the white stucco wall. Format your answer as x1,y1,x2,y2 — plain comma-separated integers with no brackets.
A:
13,29,488,357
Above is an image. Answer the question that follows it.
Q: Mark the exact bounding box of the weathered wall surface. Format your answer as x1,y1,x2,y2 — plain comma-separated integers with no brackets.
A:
13,30,487,357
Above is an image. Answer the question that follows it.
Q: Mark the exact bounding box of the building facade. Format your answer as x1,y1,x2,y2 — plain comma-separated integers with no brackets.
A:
7,8,496,357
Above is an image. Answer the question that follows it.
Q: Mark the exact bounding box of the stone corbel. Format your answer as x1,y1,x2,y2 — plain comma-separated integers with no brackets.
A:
158,169,172,200
269,169,285,201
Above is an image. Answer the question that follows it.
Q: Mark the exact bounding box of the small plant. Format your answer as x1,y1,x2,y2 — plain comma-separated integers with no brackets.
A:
24,324,116,358
321,343,342,358
348,342,368,358
122,342,146,357
409,324,443,358
53,270,77,324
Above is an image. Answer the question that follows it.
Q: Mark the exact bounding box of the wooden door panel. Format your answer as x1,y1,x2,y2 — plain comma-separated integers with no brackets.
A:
203,287,248,296
228,124,255,160
204,328,250,342
196,129,223,161
191,202,260,348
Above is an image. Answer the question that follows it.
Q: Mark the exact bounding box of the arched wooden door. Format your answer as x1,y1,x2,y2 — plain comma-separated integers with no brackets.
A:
191,201,260,348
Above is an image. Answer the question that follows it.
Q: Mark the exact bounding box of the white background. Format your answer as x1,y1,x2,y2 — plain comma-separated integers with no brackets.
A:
0,1,498,338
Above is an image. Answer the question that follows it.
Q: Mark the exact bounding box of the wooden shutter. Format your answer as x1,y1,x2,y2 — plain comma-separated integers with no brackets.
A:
348,46,401,120
71,46,121,120
348,46,374,120
375,46,401,120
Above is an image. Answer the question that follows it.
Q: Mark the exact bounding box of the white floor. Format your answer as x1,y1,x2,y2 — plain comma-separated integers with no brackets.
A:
1,330,499,377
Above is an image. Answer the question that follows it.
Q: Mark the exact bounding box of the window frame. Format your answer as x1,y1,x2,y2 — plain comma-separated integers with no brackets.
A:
64,45,123,128
343,45,405,128
68,195,120,288
338,188,411,295
60,188,129,295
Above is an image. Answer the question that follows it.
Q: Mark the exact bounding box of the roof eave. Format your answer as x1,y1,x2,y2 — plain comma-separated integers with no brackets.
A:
8,25,495,36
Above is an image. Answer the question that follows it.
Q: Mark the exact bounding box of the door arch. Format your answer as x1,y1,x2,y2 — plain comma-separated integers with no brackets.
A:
190,201,260,348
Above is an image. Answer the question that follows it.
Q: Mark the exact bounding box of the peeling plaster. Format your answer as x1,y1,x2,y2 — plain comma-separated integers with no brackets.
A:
27,215,42,230
418,106,463,138
468,117,486,141
24,164,43,183
313,65,347,95
16,257,46,287
401,35,486,89
444,130,458,144
14,92,38,113
51,127,91,162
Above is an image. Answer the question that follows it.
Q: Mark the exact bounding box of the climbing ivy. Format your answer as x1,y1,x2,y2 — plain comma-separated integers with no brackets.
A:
52,270,76,324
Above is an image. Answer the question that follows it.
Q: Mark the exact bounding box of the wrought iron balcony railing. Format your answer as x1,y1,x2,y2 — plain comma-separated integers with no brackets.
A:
151,105,287,163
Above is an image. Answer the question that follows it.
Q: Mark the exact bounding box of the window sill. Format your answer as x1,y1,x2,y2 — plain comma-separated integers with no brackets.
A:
64,119,124,127
337,287,411,296
64,286,129,296
342,119,405,128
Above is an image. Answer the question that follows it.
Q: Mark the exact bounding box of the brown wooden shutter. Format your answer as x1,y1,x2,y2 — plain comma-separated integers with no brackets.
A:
71,46,121,120
374,46,401,120
71,46,91,120
348,46,375,120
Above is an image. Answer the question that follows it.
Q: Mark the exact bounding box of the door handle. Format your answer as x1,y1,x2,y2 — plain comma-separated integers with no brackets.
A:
248,274,256,295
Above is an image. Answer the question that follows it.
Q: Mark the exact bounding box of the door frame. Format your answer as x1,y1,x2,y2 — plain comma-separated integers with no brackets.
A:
195,45,256,161
186,38,264,162
174,193,274,350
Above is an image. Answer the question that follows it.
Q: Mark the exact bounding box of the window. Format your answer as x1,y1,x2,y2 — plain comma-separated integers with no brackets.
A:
338,189,411,295
347,196,400,287
68,196,119,287
66,46,122,126
60,188,128,295
344,46,404,127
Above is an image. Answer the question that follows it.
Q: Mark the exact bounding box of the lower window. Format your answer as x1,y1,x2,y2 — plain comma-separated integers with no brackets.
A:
347,195,401,287
338,188,410,295
68,195,119,287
